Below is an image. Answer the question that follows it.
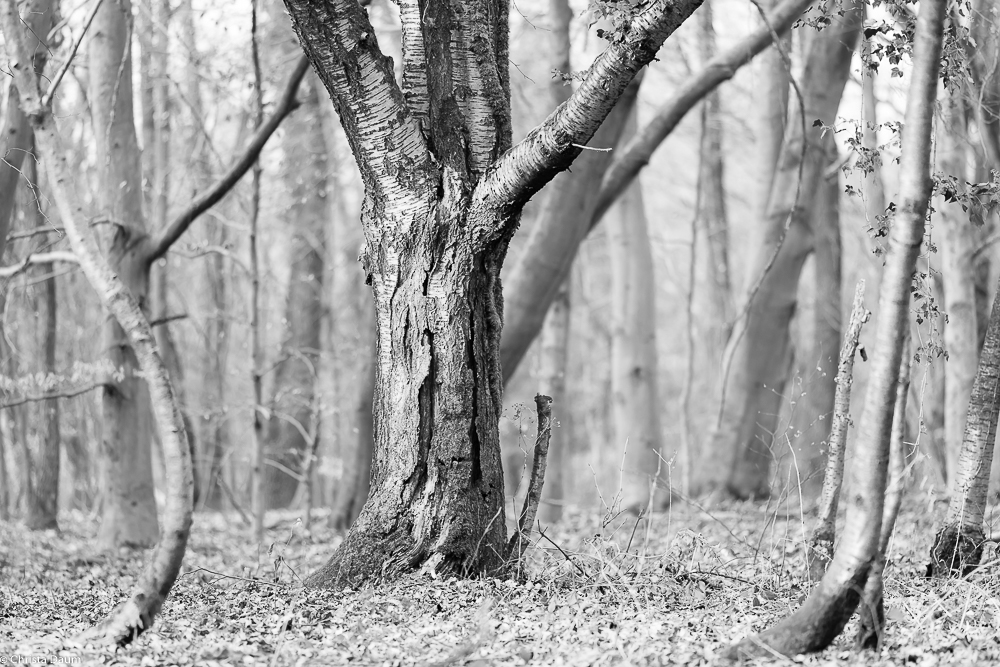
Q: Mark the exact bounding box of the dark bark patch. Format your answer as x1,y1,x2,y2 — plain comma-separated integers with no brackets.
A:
927,523,985,577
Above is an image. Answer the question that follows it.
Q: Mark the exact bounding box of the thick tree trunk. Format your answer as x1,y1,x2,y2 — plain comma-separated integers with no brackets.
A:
938,93,977,487
929,273,1000,576
606,109,665,512
307,209,511,586
90,0,159,548
722,0,944,655
265,80,328,509
705,1,861,499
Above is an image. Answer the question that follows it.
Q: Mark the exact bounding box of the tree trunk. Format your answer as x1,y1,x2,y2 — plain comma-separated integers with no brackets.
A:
705,1,861,499
929,271,1000,576
265,79,328,509
0,0,52,259
330,361,375,529
722,0,944,655
536,286,569,523
24,158,60,531
789,159,842,498
938,93,977,487
751,0,790,224
282,0,701,587
606,109,664,512
90,0,159,549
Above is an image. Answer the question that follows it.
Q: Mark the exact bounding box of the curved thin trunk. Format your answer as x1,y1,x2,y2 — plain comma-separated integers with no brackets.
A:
722,0,944,655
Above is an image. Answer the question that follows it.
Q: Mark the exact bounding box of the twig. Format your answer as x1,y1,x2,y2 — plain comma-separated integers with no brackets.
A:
179,566,286,588
40,0,104,108
536,525,586,576
0,379,111,409
507,394,553,561
149,312,188,327
0,250,78,278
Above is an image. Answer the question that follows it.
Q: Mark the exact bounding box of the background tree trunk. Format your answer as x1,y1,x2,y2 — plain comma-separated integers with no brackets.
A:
705,1,861,499
606,108,665,511
90,0,159,548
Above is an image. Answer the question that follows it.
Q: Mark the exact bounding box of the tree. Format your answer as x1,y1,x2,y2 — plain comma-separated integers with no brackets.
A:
705,0,862,499
722,0,946,655
282,0,703,587
0,0,194,643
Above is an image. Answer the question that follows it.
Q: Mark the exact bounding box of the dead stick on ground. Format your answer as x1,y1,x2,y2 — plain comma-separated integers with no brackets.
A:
808,280,870,580
507,394,553,562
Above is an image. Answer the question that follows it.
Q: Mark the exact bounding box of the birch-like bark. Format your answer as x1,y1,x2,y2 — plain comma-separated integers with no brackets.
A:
929,272,1000,575
284,0,702,586
807,281,869,580
857,337,910,650
705,0,862,499
723,0,944,654
938,92,978,487
0,0,194,644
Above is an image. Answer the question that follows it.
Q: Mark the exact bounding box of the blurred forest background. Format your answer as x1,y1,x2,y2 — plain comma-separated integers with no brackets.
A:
0,0,996,536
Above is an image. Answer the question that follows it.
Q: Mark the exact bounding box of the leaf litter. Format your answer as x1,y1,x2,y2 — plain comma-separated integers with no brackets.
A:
2,497,999,666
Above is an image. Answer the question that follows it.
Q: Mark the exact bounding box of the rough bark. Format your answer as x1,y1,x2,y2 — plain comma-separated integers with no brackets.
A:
928,271,1000,576
705,1,862,499
938,93,978,487
89,0,160,549
0,0,194,645
807,282,869,580
722,0,944,655
282,0,702,586
856,338,910,650
607,108,664,512
264,78,328,509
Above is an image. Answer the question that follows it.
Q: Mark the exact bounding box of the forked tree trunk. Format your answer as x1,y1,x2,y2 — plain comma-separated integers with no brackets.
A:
90,0,159,548
929,273,1000,576
607,109,665,512
0,0,194,644
722,0,944,656
283,0,702,586
938,93,978,487
706,0,861,499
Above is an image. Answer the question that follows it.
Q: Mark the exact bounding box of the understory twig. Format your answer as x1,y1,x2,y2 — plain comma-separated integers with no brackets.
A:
508,393,554,562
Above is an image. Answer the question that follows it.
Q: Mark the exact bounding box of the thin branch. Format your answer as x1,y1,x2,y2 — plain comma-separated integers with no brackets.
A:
0,379,111,409
0,250,78,277
40,0,103,108
149,312,188,327
145,55,311,263
590,0,813,228
507,394,553,562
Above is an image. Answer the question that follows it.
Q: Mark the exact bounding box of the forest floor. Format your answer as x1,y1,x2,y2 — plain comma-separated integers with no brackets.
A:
2,493,1000,666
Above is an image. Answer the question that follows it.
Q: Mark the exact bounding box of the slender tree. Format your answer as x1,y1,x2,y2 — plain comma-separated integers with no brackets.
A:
722,0,945,655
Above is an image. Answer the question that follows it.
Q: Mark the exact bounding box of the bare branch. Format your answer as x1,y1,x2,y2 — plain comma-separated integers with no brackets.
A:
475,0,703,224
0,250,78,278
0,379,111,409
40,0,103,108
507,394,553,562
145,55,311,262
591,0,813,228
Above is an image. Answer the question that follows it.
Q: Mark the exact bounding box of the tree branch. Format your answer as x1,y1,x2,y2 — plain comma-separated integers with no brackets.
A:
590,0,813,228
0,250,78,278
507,394,553,562
282,0,433,204
474,0,703,225
145,55,311,263
0,379,111,409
